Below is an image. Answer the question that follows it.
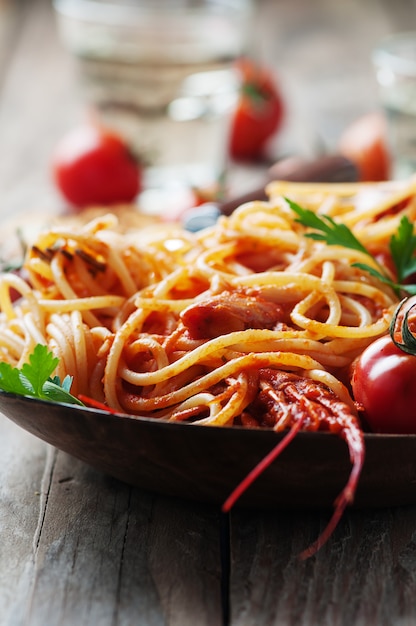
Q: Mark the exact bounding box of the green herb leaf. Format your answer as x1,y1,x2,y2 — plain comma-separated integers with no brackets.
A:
42,379,83,405
352,262,396,287
20,344,59,397
285,197,370,256
0,362,30,395
286,197,416,298
54,374,74,393
389,216,416,282
0,344,84,406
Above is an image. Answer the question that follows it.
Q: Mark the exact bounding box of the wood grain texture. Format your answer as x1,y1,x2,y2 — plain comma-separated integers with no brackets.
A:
1,446,222,626
0,0,81,223
230,506,416,625
3,1,416,625
0,418,49,624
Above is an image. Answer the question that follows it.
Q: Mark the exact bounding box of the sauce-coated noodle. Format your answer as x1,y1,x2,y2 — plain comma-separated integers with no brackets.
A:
0,182,407,418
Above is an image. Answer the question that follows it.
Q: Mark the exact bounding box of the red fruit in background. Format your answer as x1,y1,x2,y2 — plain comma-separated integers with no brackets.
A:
338,111,391,181
229,58,284,162
52,124,141,208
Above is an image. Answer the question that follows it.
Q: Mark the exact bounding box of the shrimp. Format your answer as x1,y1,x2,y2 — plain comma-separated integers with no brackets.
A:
180,290,285,339
223,368,365,559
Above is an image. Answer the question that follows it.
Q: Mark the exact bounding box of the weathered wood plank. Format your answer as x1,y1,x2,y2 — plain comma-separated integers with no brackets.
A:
117,493,222,626
19,453,132,626
1,448,222,626
0,0,82,221
229,505,416,625
0,418,49,624
0,0,24,90
4,1,416,625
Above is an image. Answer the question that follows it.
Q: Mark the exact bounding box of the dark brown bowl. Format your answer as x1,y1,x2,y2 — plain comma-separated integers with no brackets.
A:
0,391,415,510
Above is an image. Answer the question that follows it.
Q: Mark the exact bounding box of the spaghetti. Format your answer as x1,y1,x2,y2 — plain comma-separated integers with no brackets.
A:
0,181,416,557
1,178,413,556
0,181,408,416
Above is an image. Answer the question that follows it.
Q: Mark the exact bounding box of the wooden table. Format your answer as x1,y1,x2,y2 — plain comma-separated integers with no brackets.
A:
2,1,416,624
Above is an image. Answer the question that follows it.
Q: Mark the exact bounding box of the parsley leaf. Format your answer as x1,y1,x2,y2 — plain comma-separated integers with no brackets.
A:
286,197,416,297
390,215,416,282
286,197,370,256
0,362,31,396
20,345,59,397
0,344,84,406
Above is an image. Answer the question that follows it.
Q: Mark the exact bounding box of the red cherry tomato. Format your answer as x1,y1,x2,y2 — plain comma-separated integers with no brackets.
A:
351,334,416,433
228,59,284,162
52,124,141,208
338,112,391,181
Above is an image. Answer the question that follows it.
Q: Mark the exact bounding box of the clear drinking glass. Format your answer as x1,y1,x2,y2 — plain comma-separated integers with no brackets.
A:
373,32,416,180
53,0,253,205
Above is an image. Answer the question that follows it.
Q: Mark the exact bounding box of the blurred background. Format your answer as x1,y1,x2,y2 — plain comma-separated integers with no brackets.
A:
1,0,416,221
